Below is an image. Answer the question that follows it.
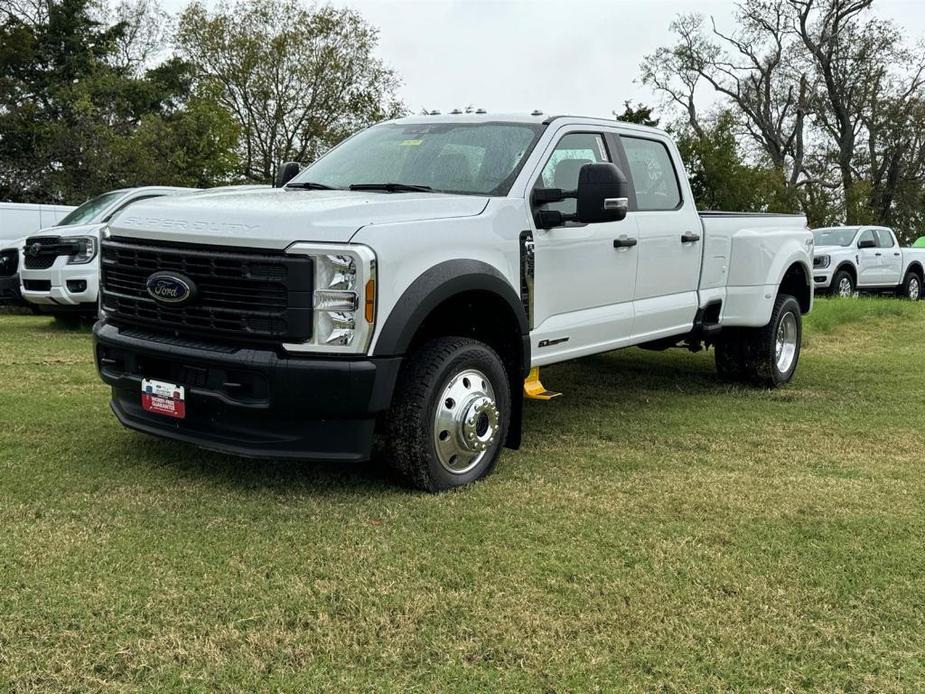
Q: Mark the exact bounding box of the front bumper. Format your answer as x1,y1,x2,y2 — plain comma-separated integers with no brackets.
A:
813,268,833,289
19,254,99,308
94,320,402,462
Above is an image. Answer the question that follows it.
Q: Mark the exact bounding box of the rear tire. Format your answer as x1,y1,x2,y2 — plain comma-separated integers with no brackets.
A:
830,269,855,298
740,294,803,388
384,337,511,492
900,271,922,301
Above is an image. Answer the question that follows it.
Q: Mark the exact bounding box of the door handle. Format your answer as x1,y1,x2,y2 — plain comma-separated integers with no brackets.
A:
894,252,901,256
613,237,637,248
875,252,882,256
681,232,701,243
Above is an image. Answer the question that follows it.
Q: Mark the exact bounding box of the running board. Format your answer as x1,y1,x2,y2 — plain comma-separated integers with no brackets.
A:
524,367,561,400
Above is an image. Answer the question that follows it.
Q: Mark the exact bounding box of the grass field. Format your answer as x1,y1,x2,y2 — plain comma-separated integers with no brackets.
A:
1,298,924,691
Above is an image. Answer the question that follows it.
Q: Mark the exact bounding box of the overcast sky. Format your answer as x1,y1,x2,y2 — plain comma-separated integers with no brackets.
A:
161,0,925,121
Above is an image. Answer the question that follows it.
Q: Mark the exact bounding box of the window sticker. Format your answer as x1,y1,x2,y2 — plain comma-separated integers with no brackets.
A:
400,139,423,146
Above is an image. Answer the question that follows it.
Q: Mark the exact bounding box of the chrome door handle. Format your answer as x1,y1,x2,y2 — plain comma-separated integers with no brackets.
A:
681,232,701,243
613,237,638,248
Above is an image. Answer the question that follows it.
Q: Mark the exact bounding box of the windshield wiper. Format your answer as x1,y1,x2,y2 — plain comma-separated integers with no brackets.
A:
349,183,433,193
286,181,336,190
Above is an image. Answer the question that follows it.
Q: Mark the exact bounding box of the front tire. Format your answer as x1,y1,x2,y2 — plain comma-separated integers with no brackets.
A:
740,294,803,388
830,269,855,298
384,337,511,492
900,271,922,301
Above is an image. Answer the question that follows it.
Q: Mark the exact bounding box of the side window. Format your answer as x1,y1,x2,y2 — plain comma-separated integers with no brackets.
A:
876,229,895,248
536,133,610,215
857,229,876,247
621,136,682,211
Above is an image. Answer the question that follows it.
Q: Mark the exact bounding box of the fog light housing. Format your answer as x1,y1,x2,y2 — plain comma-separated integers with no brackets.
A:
67,279,88,293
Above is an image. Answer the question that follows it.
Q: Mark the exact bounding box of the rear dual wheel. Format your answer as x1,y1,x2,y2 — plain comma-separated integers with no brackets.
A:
713,294,802,388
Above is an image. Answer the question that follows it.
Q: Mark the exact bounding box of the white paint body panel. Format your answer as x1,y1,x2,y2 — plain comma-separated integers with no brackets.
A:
99,115,813,367
0,202,75,243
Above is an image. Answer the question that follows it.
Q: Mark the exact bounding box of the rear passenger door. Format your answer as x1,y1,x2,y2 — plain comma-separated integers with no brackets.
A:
876,228,903,284
620,133,703,340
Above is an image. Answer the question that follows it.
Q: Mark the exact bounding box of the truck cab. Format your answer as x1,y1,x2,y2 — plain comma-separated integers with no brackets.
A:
93,113,813,490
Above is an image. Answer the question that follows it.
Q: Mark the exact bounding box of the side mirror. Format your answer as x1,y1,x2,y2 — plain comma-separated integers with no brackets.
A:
858,238,876,249
274,161,302,188
576,162,629,224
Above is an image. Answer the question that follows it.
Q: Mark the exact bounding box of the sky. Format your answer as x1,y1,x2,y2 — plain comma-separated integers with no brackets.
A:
160,0,925,121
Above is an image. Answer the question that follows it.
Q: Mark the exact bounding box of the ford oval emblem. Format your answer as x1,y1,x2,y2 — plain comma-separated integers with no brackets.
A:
145,271,197,306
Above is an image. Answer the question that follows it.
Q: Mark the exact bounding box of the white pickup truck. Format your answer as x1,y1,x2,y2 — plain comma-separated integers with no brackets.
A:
19,186,196,318
93,113,813,491
812,225,925,300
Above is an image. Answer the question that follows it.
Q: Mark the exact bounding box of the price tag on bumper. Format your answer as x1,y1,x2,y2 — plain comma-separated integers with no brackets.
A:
141,378,186,419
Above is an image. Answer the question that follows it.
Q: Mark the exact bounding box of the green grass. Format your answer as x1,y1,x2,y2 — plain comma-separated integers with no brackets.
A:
1,298,924,692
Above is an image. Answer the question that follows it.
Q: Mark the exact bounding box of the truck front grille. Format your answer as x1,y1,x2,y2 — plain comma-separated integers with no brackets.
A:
100,237,313,343
0,249,17,277
23,236,77,269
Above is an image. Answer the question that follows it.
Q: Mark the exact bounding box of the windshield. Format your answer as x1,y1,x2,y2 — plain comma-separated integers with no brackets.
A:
290,122,544,196
813,228,858,247
57,191,125,226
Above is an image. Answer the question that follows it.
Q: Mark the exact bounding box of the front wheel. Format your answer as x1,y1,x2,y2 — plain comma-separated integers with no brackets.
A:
740,294,803,388
384,337,511,492
830,269,855,298
900,271,922,301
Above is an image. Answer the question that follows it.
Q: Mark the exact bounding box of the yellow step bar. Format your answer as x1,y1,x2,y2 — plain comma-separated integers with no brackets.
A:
523,367,561,400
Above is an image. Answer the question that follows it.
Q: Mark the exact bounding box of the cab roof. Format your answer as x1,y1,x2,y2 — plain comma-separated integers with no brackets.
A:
386,112,670,138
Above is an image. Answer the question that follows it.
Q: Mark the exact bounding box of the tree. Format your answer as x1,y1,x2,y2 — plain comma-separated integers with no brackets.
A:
614,101,660,127
0,0,239,204
175,0,404,183
677,111,796,213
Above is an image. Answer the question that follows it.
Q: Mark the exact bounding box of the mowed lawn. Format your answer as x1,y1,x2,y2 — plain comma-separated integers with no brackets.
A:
1,299,924,692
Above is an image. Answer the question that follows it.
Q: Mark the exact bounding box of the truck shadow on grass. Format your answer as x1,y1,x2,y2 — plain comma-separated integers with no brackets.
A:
118,348,734,493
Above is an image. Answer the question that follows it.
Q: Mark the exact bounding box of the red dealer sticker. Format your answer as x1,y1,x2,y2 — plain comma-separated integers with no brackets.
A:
141,378,186,419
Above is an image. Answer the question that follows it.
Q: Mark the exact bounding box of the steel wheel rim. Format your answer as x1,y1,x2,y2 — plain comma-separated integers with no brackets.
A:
837,277,853,297
432,368,500,474
775,311,798,374
909,277,920,300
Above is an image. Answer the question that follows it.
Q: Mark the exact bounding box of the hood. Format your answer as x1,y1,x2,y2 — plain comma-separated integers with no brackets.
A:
107,188,490,250
813,244,850,255
28,222,106,239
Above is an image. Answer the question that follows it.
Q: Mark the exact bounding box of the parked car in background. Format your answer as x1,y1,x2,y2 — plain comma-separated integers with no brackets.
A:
0,238,27,306
812,226,925,300
19,187,198,319
0,203,75,306
0,202,74,245
93,113,813,491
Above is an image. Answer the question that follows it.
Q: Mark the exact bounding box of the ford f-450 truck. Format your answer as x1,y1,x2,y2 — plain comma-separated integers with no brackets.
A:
812,225,925,300
94,113,813,491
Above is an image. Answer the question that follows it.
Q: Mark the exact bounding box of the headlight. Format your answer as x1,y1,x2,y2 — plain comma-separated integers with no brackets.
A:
814,254,831,269
64,236,98,265
283,243,377,354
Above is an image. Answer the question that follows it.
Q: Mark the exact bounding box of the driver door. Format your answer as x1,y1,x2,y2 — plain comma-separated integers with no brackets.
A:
527,129,638,365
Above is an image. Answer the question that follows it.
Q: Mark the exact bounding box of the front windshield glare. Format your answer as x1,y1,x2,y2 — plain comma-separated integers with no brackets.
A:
813,228,857,247
291,122,543,196
57,191,125,226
